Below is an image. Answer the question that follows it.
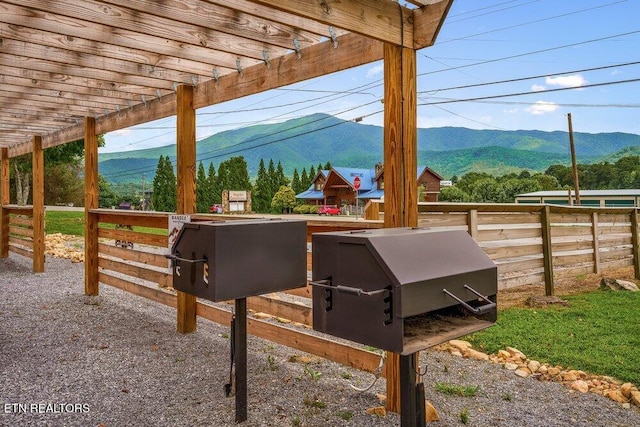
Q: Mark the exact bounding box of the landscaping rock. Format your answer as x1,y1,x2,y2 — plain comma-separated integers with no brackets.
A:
525,295,569,307
599,278,640,291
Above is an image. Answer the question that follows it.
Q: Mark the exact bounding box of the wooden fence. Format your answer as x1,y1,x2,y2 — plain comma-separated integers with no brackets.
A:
1,205,36,261
366,201,640,291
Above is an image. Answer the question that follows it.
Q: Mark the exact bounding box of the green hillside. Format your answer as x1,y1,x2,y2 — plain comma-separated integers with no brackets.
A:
98,113,640,183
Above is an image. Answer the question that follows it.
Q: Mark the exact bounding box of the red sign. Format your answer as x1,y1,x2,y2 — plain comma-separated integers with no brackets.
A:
353,176,361,190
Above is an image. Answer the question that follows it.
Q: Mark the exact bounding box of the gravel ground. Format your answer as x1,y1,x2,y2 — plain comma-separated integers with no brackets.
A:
1,254,639,427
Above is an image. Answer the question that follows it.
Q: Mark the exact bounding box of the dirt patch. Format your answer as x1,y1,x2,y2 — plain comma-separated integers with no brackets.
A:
498,266,638,309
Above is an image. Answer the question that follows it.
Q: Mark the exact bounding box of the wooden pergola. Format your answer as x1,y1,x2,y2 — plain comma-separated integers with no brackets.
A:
0,0,453,413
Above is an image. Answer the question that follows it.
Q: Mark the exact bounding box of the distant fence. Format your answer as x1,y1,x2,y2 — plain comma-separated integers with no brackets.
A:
365,201,640,291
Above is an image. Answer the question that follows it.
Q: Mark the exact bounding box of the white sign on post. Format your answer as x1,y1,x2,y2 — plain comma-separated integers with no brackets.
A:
168,214,191,273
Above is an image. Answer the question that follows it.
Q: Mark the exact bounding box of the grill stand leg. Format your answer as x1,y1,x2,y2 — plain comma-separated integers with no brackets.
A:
400,353,425,427
234,298,247,423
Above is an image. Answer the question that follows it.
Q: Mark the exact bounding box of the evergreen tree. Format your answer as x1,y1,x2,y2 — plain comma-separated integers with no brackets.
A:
216,161,229,199
196,161,208,213
252,158,271,213
300,168,309,190
276,161,289,188
317,163,323,173
225,156,252,191
291,168,302,194
207,162,218,204
267,159,277,198
324,161,332,170
151,155,176,212
309,165,316,182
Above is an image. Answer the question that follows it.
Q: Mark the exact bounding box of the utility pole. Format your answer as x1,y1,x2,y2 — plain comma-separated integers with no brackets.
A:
567,113,581,205
141,173,146,210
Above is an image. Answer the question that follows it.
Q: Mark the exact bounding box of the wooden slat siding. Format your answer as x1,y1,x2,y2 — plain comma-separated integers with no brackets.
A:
283,285,312,299
417,212,468,227
552,239,596,252
499,271,546,290
592,212,601,274
632,210,640,279
600,258,634,271
554,265,595,280
2,205,34,215
599,247,633,261
496,258,544,274
84,117,99,296
98,243,168,269
240,295,312,326
8,226,33,238
97,227,168,247
8,216,33,227
549,213,592,224
540,205,554,296
477,212,540,225
32,135,45,272
8,243,33,259
93,209,168,229
98,257,168,288
99,272,177,308
552,253,595,267
598,226,632,236
599,214,632,224
550,226,594,238
476,227,542,242
483,244,543,260
9,236,33,249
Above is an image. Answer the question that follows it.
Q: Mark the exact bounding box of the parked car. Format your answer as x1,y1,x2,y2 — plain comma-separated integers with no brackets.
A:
318,205,340,216
209,204,223,214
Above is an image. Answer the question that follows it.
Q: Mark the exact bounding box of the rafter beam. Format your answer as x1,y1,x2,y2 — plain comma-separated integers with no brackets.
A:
412,0,453,49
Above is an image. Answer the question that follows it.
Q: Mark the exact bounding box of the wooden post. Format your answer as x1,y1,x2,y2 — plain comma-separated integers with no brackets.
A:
176,84,197,334
591,212,600,274
84,117,100,296
632,209,639,280
567,113,581,205
32,136,45,272
540,205,554,296
383,43,418,414
0,147,9,258
468,209,479,240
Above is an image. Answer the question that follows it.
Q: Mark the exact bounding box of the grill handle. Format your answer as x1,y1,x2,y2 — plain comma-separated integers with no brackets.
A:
164,253,208,264
443,285,496,316
309,280,391,297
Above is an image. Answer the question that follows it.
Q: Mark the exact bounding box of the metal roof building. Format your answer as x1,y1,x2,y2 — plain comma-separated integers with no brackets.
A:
516,189,640,207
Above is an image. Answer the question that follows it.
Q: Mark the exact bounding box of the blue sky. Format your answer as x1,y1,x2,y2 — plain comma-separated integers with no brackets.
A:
102,0,639,153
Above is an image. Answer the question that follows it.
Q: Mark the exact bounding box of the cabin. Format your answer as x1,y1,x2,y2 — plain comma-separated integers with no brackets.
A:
296,164,443,206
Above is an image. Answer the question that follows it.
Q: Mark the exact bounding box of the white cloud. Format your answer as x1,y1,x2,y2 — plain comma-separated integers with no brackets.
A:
531,84,546,92
366,65,383,79
525,101,559,115
545,74,587,89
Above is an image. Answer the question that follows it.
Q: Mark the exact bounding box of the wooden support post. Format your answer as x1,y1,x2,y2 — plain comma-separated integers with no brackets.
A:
383,43,418,414
32,136,45,272
176,84,197,334
0,147,9,258
632,209,639,280
540,205,554,296
591,212,600,274
84,117,100,296
468,209,478,240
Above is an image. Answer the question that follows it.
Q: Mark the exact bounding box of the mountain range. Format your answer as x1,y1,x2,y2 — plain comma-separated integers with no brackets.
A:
99,113,640,183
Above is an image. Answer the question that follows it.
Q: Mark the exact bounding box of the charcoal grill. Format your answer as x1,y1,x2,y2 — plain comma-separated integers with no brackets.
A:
310,227,497,426
167,219,307,422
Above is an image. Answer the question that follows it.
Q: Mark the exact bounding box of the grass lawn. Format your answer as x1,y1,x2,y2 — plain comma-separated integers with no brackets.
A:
466,290,640,384
45,210,167,236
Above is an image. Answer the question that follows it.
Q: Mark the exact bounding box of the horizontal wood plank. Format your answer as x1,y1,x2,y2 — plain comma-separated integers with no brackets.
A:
98,227,168,247
98,256,168,287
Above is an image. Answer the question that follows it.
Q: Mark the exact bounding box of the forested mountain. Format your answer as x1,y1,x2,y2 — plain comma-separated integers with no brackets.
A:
99,113,640,183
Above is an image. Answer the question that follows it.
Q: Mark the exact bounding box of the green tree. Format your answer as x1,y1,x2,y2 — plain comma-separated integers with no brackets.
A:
323,161,332,170
267,159,277,197
223,156,252,191
196,162,208,213
456,172,493,195
291,168,302,194
439,187,471,202
151,155,176,212
532,173,561,191
502,178,541,203
252,158,271,213
271,186,297,213
275,161,289,188
470,178,506,203
208,162,220,203
300,168,310,190
98,174,119,208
